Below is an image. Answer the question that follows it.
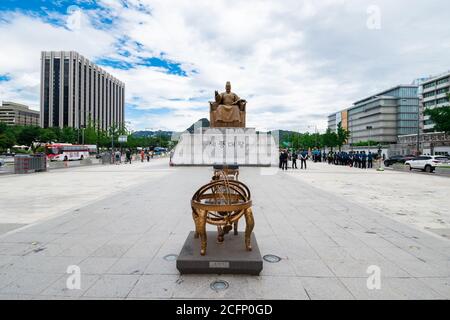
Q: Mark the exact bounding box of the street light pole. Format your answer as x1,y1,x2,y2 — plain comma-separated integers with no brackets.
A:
111,127,114,151
81,126,85,145
350,116,354,152
417,102,421,156
366,126,373,154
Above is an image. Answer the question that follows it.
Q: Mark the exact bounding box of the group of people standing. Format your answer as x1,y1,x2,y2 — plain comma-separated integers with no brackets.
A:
278,149,381,171
326,151,377,169
279,150,309,170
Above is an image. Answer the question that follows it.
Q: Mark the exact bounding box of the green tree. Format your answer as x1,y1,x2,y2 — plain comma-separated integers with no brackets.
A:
17,126,40,147
0,131,16,151
336,122,350,151
60,127,77,143
0,122,8,135
49,127,62,141
424,93,450,134
83,126,98,145
39,128,58,143
323,128,338,151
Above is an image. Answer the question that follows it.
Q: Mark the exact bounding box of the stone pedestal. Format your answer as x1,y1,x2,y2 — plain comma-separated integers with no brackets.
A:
176,231,263,275
171,127,279,167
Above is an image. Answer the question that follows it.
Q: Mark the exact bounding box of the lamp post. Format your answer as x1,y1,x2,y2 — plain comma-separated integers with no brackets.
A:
81,125,85,145
417,102,421,156
366,126,373,154
377,143,384,171
111,127,114,151
307,125,318,150
350,116,354,152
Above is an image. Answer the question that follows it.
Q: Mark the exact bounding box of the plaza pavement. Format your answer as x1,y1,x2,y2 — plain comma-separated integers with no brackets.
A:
0,159,449,299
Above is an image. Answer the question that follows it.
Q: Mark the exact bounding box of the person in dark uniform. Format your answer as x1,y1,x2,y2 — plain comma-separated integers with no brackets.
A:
368,151,373,169
292,152,298,169
300,150,308,170
280,150,288,171
361,151,367,169
279,151,283,169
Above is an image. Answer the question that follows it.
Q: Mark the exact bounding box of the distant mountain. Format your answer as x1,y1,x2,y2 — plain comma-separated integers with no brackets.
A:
132,130,173,138
186,118,210,133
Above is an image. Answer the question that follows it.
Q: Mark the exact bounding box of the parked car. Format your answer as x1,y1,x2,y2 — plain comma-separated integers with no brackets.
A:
404,156,449,173
0,158,5,167
384,155,415,167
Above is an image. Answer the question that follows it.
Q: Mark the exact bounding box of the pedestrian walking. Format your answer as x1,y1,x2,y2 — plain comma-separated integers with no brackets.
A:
126,149,132,164
114,150,121,165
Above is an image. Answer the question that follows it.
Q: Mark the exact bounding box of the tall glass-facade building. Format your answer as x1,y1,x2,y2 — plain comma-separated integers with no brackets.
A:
328,85,420,144
40,51,125,131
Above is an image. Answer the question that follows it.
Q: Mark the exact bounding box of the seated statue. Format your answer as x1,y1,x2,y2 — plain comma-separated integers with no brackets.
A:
210,81,247,128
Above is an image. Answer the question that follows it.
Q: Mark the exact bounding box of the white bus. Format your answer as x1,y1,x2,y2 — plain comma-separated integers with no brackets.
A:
45,144,90,161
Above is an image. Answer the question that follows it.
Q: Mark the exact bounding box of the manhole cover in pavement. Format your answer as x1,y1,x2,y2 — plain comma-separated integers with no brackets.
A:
263,254,282,263
163,254,178,261
210,280,229,291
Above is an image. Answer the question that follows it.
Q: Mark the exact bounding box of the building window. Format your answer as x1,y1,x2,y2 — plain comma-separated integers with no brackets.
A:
437,97,449,105
83,64,87,126
88,67,92,124
78,60,82,129
73,59,76,127
437,88,449,95
63,59,69,126
423,91,435,98
44,59,50,128
53,58,60,127
423,82,436,90
93,70,96,125
437,77,449,85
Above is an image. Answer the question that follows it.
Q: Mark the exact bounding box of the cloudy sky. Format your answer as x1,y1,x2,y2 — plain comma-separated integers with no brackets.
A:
0,0,449,132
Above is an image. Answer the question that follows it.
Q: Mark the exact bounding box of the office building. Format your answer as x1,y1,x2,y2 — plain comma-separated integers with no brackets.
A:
40,51,125,131
421,71,450,132
328,85,420,145
328,110,348,132
0,101,40,126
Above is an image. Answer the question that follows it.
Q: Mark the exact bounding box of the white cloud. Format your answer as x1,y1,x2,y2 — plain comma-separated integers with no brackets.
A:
0,9,116,109
1,0,450,132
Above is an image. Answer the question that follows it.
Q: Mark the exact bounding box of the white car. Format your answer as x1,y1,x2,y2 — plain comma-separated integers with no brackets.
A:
405,155,449,173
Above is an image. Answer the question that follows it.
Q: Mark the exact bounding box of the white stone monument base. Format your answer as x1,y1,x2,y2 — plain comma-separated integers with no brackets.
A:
171,128,279,167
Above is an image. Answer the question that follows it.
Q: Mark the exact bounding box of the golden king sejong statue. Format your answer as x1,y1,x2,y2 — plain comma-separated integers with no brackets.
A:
187,82,255,256
210,81,247,128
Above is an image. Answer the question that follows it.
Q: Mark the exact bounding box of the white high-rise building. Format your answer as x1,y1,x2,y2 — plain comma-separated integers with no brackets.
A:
421,71,450,132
